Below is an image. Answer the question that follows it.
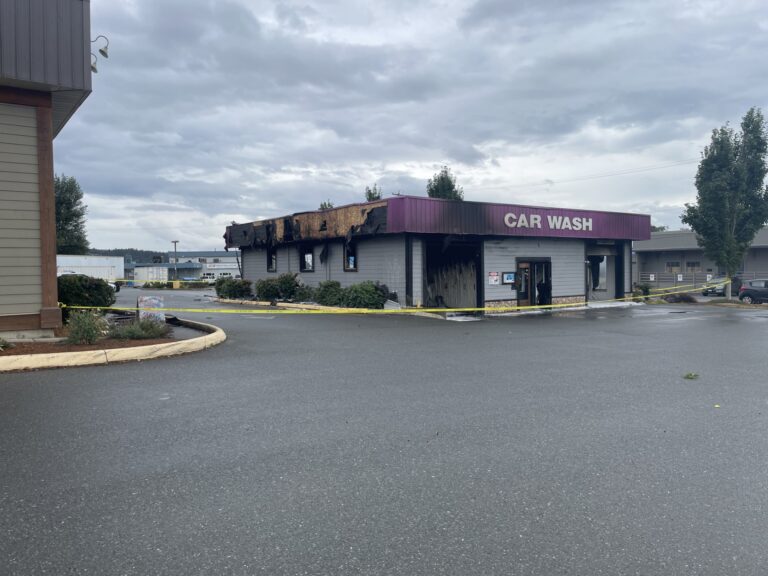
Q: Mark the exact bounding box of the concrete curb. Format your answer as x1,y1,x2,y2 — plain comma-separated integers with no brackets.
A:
215,297,349,312
0,319,226,373
216,297,450,320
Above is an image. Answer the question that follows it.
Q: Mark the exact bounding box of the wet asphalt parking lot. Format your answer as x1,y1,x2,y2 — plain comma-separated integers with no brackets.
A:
2,288,768,575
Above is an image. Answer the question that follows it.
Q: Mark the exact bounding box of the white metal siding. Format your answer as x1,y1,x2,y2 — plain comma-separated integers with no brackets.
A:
0,103,41,315
483,238,585,301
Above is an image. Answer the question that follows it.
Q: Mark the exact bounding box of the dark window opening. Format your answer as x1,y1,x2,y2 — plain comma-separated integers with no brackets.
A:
319,220,327,231
344,244,357,271
300,247,314,272
267,246,277,272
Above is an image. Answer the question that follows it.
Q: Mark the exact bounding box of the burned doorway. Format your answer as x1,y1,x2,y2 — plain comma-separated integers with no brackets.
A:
516,260,552,307
586,242,620,301
424,237,482,309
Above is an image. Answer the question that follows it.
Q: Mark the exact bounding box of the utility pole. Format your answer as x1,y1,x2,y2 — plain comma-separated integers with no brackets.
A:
172,240,179,280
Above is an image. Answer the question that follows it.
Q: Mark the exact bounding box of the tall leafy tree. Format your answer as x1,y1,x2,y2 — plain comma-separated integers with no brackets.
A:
365,184,382,201
319,200,334,210
682,107,768,298
55,174,89,254
427,166,464,200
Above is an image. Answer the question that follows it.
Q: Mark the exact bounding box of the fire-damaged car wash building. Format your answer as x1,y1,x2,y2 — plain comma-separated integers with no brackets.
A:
224,196,650,309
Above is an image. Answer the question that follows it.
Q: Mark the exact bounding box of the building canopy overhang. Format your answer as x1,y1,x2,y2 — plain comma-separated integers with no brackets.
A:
225,196,651,250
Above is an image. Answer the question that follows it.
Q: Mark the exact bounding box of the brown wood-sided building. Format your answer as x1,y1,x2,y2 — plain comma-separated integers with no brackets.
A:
0,0,92,338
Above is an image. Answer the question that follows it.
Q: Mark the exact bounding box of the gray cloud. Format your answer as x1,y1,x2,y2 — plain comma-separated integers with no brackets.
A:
52,0,768,249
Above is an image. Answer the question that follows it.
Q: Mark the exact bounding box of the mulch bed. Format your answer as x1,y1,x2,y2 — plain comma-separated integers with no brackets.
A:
0,338,174,356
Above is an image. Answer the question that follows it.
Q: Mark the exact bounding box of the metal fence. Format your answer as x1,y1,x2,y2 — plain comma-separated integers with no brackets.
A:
637,271,768,290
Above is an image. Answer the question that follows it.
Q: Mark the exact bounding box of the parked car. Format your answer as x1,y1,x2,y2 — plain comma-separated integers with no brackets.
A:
701,277,728,296
738,279,768,304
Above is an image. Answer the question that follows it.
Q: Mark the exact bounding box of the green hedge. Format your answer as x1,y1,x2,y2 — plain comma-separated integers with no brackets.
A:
315,280,389,309
254,273,312,302
342,281,388,309
58,275,116,319
215,277,254,299
315,281,345,306
246,275,391,308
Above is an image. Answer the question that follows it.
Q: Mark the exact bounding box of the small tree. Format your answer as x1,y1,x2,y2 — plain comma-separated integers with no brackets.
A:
650,225,668,232
427,166,463,200
55,174,89,254
319,200,334,210
365,184,382,201
682,107,768,298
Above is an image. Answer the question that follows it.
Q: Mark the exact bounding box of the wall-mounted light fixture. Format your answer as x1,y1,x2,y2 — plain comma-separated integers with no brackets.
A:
90,35,110,74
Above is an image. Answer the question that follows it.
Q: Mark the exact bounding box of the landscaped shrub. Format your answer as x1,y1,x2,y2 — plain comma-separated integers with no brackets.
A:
141,281,173,289
0,337,14,351
66,311,108,344
315,281,345,306
58,275,116,319
254,278,281,301
216,278,254,299
214,277,230,295
277,273,300,300
343,281,388,309
109,318,171,340
293,284,316,302
636,283,651,296
663,293,697,303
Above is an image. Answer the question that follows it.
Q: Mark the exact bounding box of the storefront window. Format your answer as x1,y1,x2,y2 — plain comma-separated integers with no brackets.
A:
344,244,357,271
267,246,277,272
300,247,314,272
666,261,681,273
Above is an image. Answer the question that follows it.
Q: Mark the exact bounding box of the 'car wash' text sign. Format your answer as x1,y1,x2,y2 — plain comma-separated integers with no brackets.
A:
503,212,593,232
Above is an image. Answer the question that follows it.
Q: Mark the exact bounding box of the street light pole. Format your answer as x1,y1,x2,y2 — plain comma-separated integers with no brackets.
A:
172,240,179,281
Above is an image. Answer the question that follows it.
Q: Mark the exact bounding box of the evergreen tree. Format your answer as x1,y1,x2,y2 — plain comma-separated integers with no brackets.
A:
365,184,382,201
682,107,768,298
427,166,463,200
55,174,89,254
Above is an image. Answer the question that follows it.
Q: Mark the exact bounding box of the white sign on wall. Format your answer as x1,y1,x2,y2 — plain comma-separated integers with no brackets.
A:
649,274,655,281
488,272,500,285
677,274,684,282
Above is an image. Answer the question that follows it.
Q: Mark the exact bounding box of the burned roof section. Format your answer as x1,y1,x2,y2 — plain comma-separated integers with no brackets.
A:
224,200,389,250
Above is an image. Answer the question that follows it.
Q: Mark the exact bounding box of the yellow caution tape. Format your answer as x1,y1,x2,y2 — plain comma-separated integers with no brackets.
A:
60,281,729,316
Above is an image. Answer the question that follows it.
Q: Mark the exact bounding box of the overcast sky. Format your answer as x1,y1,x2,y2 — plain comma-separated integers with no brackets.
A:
55,0,768,250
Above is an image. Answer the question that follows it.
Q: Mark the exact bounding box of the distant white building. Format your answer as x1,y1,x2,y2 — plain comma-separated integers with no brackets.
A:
167,251,241,281
57,255,125,282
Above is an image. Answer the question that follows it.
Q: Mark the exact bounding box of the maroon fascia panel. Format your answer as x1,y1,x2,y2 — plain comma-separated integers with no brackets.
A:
385,196,650,241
